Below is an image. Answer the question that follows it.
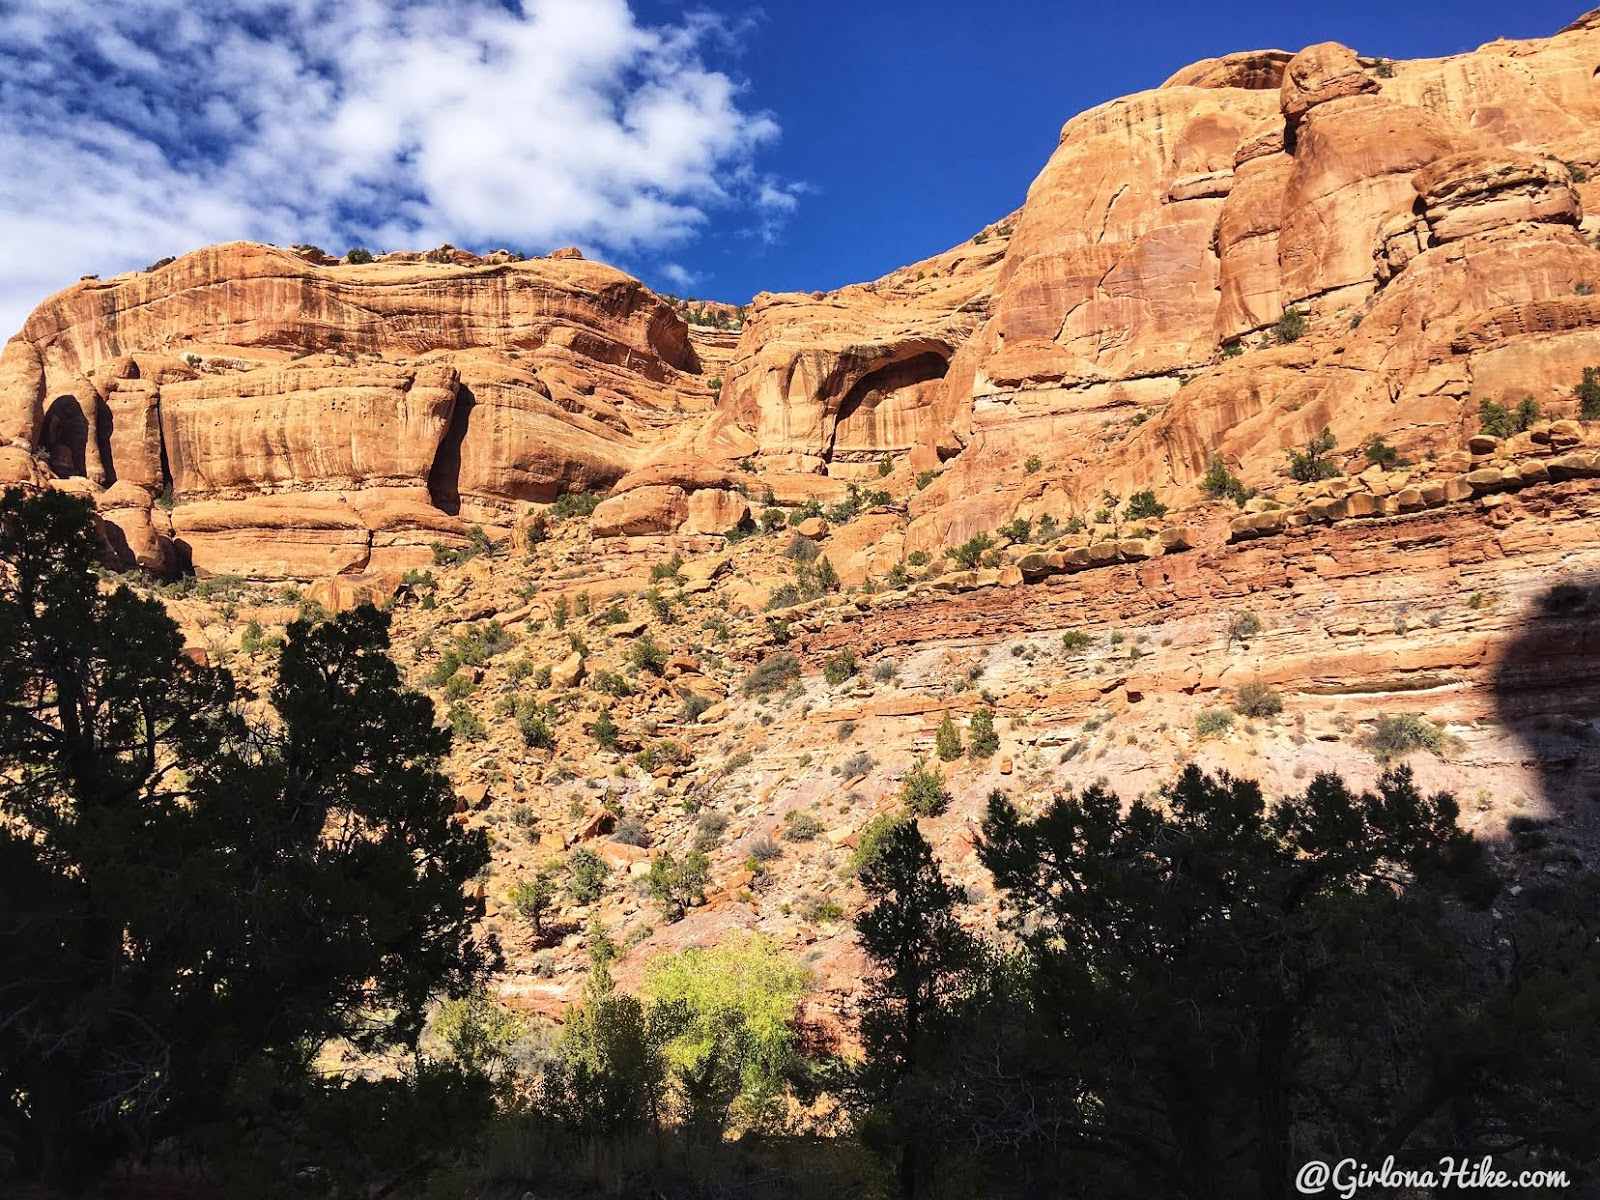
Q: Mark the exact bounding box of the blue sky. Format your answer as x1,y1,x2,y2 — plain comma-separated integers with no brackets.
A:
0,0,1586,333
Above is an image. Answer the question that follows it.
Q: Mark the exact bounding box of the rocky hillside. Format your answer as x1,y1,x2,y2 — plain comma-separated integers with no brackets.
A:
4,14,1600,1023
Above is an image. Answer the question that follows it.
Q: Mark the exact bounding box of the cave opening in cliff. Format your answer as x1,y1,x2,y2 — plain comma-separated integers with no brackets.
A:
40,395,88,478
827,350,949,463
428,384,474,515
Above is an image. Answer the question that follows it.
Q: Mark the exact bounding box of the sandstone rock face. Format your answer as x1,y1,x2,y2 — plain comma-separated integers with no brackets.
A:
7,13,1600,592
1279,42,1379,127
711,15,1600,555
0,242,705,576
591,486,690,537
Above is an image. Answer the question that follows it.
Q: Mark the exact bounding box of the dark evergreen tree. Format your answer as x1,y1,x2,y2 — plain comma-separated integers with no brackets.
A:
968,765,1518,1198
852,819,981,1200
0,490,492,1189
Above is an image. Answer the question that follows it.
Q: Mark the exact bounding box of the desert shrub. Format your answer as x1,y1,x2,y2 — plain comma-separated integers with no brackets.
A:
549,491,601,519
800,896,845,924
345,247,374,264
1061,630,1093,653
935,712,963,762
1233,680,1283,718
945,532,995,570
968,708,999,758
1286,426,1338,482
443,673,475,701
1364,435,1405,469
590,708,619,751
567,847,611,903
1364,713,1447,763
447,703,485,742
759,507,786,532
1203,454,1254,505
1227,610,1263,645
1274,306,1307,344
786,500,824,528
613,816,650,847
1195,707,1234,739
592,670,634,698
508,870,557,934
1124,489,1168,520
916,470,937,490
743,652,801,696
629,632,667,675
997,517,1032,543
838,750,876,778
823,649,858,686
1479,397,1542,438
783,811,824,842
1024,455,1043,474
1576,367,1600,420
518,707,555,750
748,835,783,864
679,694,712,723
901,759,949,816
850,810,910,875
783,535,820,563
649,553,685,584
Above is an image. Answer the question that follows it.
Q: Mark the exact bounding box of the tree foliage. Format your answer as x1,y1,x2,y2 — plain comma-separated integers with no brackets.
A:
0,490,492,1188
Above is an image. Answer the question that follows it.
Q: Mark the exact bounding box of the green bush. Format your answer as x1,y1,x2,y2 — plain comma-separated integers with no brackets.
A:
646,850,709,922
345,247,374,264
518,708,556,750
1364,713,1447,764
649,553,684,584
1124,489,1167,520
679,694,712,723
640,935,810,1133
743,652,801,696
567,847,611,903
1024,455,1043,474
901,760,949,816
968,708,999,758
549,491,601,519
1233,680,1283,719
997,517,1032,543
823,649,858,686
935,712,963,761
916,470,937,490
1364,435,1405,469
783,811,824,842
629,632,667,675
1061,630,1093,653
784,535,821,565
945,532,995,570
1575,367,1600,420
447,703,486,742
508,871,557,934
590,708,619,750
1201,454,1251,506
1286,427,1338,482
1195,707,1234,739
443,673,476,701
1274,306,1307,344
850,809,910,876
1479,397,1542,438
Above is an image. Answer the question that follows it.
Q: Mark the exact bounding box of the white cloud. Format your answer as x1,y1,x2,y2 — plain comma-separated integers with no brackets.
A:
0,0,792,334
